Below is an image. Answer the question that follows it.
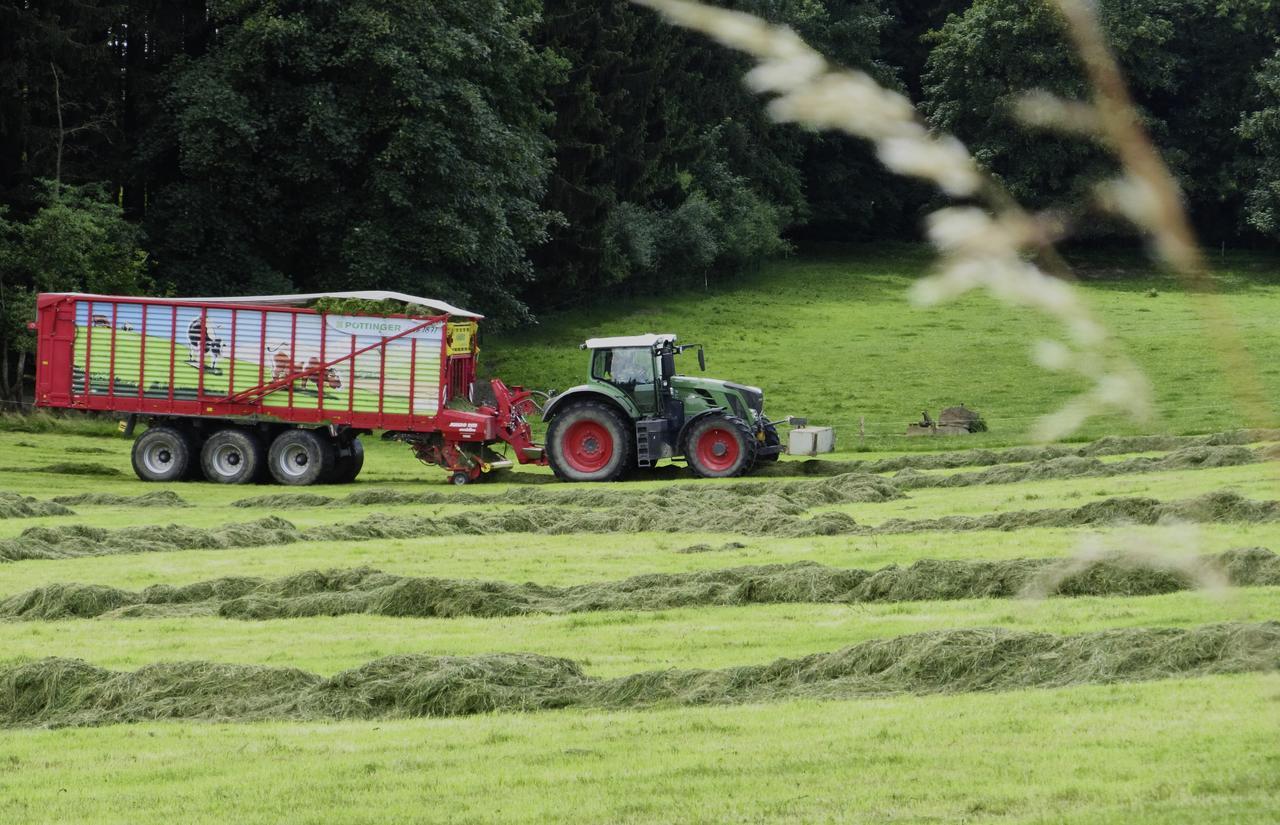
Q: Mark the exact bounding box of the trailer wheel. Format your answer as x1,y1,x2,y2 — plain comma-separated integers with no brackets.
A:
131,425,197,483
546,400,633,482
329,437,364,484
200,428,266,484
684,414,757,479
268,429,336,486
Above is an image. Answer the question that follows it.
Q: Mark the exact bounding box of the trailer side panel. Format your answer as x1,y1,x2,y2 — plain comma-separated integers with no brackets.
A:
37,294,449,430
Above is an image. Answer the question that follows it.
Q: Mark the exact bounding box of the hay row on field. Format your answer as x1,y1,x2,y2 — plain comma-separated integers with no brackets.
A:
0,516,301,562
5,548,1276,622
228,445,1264,512
232,473,905,511
0,493,73,520
760,428,1280,476
890,444,1261,489
875,490,1280,534
2,622,1276,726
2,439,1257,525
5,491,1280,561
20,462,123,476
48,491,190,508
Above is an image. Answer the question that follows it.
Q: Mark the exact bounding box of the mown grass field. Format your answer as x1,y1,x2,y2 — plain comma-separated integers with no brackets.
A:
1,247,1279,824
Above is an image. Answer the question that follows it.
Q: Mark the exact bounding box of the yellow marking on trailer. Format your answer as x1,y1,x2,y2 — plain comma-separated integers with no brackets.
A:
446,321,476,355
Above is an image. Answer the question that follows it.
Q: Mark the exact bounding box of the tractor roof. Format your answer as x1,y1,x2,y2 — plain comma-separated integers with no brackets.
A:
582,333,677,350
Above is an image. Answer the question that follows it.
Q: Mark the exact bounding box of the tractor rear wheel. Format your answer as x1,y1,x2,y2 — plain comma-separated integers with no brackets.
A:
684,414,757,478
200,428,266,484
546,400,633,482
267,428,336,486
132,425,198,483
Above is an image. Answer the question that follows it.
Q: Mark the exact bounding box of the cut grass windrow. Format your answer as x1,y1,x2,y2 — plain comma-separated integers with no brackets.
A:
0,491,185,522
890,445,1263,489
0,493,73,521
4,491,1280,561
227,445,1266,511
2,621,1275,727
757,431,1280,477
49,491,191,508
2,549,1276,622
5,441,1263,520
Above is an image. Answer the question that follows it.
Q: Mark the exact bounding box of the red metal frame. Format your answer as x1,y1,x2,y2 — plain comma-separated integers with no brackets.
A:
228,309,238,395
138,303,147,399
33,293,549,478
167,306,177,403
107,302,117,398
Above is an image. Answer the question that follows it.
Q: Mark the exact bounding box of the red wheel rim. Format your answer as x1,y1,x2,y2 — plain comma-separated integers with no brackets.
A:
696,426,741,473
563,420,614,473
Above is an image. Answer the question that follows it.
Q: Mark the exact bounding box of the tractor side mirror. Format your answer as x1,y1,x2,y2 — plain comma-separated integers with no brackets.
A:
661,351,675,380
697,346,706,372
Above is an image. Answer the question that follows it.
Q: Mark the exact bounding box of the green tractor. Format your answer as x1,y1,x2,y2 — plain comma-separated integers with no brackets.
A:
541,334,784,482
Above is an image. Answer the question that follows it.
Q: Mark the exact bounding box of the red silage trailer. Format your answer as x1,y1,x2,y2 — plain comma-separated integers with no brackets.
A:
33,290,546,485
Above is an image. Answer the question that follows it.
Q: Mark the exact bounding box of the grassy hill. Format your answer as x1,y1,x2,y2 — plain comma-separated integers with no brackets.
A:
486,244,1280,447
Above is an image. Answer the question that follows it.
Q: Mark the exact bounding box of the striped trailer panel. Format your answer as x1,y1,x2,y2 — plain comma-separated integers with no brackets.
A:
37,294,471,433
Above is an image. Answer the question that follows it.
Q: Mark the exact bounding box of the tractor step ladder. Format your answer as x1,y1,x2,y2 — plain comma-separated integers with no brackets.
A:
635,418,667,468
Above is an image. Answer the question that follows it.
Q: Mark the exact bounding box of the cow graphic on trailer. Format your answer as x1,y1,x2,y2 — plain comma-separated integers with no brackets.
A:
267,342,343,394
186,318,225,375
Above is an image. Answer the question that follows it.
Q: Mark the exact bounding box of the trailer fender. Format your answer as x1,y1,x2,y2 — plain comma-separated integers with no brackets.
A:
541,386,639,423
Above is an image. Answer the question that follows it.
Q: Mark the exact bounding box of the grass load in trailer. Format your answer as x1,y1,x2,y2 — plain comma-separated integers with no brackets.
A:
32,291,546,485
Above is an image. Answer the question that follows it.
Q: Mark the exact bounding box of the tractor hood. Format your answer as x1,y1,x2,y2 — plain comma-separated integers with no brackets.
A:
672,375,765,419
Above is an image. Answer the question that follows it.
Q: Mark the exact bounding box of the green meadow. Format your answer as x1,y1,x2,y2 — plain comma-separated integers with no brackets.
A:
1,247,1278,823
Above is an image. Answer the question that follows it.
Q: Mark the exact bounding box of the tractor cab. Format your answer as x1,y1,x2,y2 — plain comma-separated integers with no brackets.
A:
584,333,684,418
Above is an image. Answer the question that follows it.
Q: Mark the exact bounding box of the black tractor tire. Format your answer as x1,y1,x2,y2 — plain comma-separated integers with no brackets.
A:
200,428,267,484
267,428,336,486
132,424,199,483
684,414,758,479
758,422,781,462
329,437,365,484
546,400,634,482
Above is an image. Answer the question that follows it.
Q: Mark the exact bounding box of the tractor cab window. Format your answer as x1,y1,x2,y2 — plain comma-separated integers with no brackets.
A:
592,347,654,387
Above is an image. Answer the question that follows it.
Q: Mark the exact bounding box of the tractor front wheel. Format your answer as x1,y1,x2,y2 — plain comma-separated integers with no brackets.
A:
546,401,633,482
684,414,757,478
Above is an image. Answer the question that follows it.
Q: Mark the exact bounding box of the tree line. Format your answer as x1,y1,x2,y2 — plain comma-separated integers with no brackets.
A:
4,0,1280,399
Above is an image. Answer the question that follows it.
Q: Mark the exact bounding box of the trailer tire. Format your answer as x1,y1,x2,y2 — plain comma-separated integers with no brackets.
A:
200,428,266,484
132,425,197,483
329,437,364,484
684,414,757,479
268,429,336,486
546,400,633,482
